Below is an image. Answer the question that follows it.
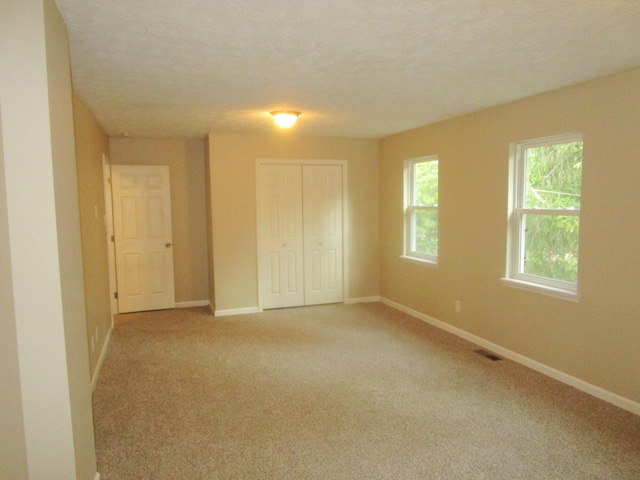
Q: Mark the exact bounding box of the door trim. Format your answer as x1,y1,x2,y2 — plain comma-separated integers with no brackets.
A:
255,158,348,311
102,155,117,319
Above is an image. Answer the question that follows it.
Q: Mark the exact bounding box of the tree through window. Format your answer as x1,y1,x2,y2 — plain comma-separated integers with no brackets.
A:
506,134,583,298
404,156,438,263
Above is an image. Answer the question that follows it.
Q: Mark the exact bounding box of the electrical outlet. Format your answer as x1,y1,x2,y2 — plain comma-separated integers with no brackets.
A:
455,300,461,313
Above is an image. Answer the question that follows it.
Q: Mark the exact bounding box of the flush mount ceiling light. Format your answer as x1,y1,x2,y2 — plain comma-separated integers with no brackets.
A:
271,111,300,129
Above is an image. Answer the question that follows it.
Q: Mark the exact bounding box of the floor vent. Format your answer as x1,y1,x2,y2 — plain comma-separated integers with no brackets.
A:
474,349,501,361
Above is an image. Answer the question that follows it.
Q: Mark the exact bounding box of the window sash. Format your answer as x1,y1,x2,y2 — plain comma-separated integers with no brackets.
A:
507,133,582,295
406,205,438,260
511,210,580,291
517,208,580,216
404,156,438,263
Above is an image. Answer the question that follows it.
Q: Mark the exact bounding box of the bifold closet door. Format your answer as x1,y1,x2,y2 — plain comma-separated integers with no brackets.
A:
303,165,343,305
257,165,305,309
257,163,343,309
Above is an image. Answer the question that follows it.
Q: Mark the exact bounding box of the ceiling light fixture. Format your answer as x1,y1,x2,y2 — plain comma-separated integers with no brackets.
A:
271,111,300,129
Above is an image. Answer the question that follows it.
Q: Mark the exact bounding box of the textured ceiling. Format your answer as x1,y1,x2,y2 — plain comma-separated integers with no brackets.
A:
55,0,640,139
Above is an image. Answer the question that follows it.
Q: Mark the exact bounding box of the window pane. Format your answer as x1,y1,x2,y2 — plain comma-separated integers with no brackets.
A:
524,142,582,209
522,214,579,283
414,161,438,206
413,209,438,256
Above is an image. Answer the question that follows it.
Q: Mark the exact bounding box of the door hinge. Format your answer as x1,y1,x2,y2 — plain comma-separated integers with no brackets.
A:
108,176,112,184
111,235,115,242
114,291,118,299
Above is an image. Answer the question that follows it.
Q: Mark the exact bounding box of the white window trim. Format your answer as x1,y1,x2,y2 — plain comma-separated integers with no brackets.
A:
400,254,438,268
505,133,582,301
501,277,580,302
403,155,438,265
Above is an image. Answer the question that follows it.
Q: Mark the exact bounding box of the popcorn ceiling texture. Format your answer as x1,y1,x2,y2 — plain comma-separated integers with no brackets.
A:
55,0,640,138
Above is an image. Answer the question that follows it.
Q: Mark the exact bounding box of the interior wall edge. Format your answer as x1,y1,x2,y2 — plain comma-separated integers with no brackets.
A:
90,324,113,393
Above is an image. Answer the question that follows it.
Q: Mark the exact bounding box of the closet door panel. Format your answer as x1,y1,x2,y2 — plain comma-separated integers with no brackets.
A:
257,165,304,309
303,165,343,305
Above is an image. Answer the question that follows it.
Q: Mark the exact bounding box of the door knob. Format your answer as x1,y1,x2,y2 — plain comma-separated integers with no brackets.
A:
165,242,172,248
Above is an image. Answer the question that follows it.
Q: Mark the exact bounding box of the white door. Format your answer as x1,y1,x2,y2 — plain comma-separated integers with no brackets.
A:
111,165,175,313
257,165,305,309
303,165,343,305
257,163,344,309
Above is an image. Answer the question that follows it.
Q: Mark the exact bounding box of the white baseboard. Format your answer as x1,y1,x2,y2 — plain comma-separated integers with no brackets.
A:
91,324,113,393
214,306,261,317
345,296,381,304
213,298,381,315
381,297,640,416
175,300,209,308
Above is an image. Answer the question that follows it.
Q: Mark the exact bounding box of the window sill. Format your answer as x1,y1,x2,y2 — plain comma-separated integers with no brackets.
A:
501,278,579,303
400,255,438,268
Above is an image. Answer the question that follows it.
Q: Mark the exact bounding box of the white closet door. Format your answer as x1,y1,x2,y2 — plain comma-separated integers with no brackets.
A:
303,165,343,305
257,165,305,309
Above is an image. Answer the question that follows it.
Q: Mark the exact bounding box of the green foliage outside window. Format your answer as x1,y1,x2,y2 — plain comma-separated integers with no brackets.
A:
413,160,438,256
522,141,582,282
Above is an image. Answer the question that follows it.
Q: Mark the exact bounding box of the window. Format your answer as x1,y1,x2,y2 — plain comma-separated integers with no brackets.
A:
505,133,583,300
403,156,438,264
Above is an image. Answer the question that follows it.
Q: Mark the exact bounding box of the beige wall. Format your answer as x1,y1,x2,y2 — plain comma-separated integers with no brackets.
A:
73,92,112,378
0,0,97,478
207,133,379,312
379,67,640,404
45,1,97,476
109,137,209,304
0,59,29,480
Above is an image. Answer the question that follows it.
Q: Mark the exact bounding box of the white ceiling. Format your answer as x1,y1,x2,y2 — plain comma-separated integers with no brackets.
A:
55,0,640,139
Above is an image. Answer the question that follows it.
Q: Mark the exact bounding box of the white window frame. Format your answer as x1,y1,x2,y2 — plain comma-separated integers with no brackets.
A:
402,155,438,266
503,133,582,301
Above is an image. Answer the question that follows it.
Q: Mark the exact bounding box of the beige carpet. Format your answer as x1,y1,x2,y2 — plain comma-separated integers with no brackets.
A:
93,303,640,479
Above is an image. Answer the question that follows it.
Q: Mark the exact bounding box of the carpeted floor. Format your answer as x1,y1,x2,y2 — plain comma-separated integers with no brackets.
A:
93,303,640,479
